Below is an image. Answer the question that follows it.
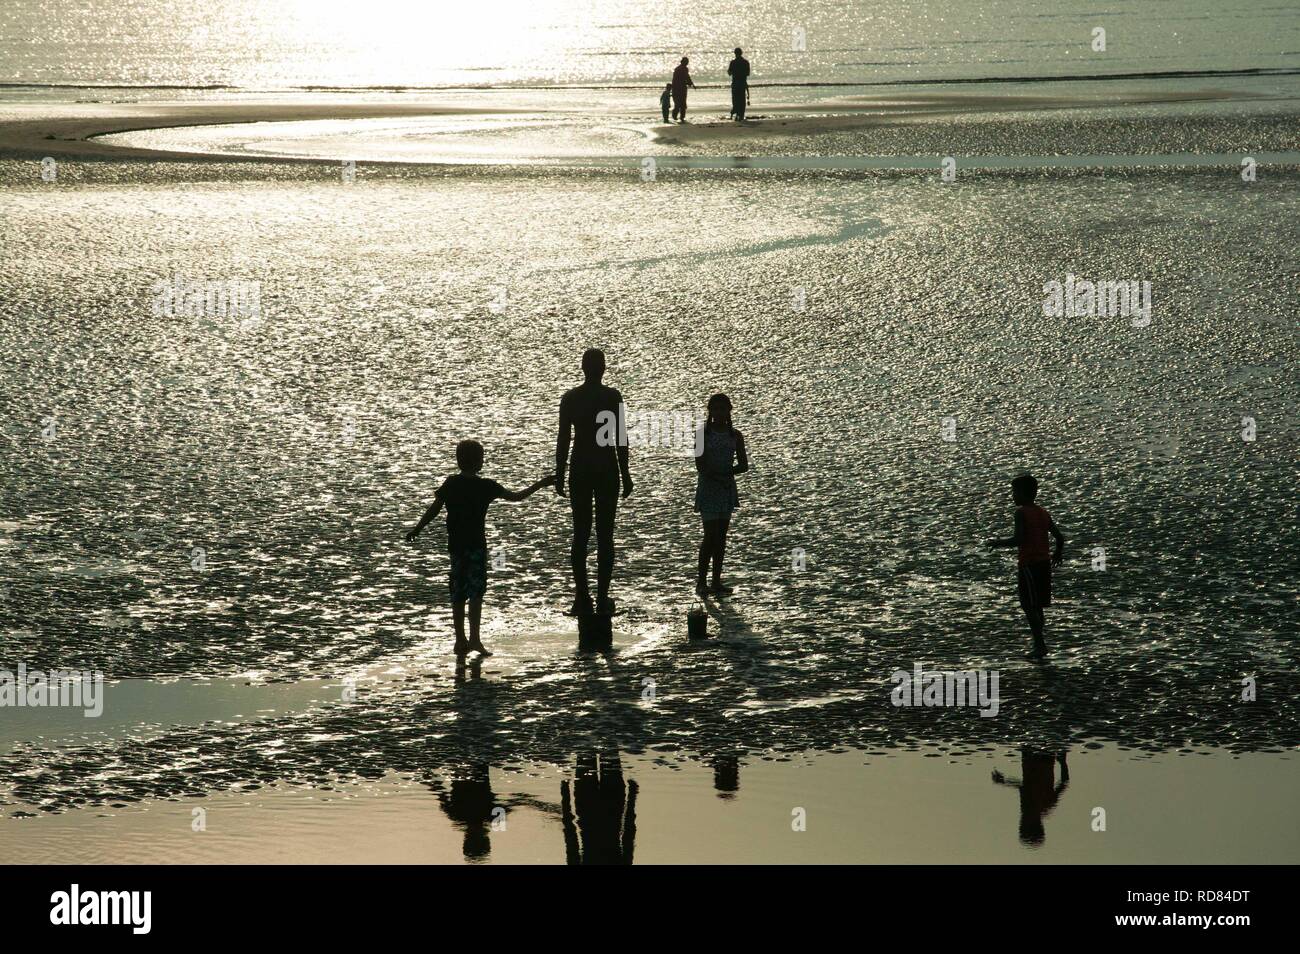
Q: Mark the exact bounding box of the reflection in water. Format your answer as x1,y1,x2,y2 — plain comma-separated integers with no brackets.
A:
711,754,741,799
430,656,504,862
561,751,638,865
437,764,497,861
992,748,1070,847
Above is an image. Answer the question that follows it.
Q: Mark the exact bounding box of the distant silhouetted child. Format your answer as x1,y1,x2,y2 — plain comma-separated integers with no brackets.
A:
694,394,748,596
986,473,1065,658
406,440,554,656
660,84,672,123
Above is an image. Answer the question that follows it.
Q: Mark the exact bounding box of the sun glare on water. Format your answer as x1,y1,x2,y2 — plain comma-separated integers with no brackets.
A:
244,0,593,85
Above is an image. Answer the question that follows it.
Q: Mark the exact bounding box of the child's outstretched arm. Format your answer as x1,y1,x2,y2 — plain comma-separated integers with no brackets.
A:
406,499,443,542
1049,518,1065,566
986,509,1024,549
499,475,556,502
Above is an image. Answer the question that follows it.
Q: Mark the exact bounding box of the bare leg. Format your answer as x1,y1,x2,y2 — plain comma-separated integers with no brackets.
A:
452,600,469,654
712,516,731,588
467,597,491,655
1024,607,1047,657
595,478,618,613
697,529,712,592
570,480,594,612
698,518,721,593
593,477,618,612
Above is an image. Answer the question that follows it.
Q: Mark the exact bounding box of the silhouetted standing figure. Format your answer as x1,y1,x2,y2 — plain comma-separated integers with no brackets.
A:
561,751,638,864
986,472,1066,659
727,48,750,121
671,57,695,121
406,439,554,655
992,748,1070,847
695,393,748,596
556,349,633,616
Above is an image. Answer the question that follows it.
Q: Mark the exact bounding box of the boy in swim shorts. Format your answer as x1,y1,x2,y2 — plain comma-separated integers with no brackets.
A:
986,473,1065,659
407,439,553,656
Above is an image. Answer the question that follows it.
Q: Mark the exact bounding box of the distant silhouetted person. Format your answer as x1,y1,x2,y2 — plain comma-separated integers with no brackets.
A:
727,48,751,121
659,82,672,123
992,748,1069,846
561,751,638,864
671,57,695,122
695,394,748,596
986,472,1065,659
437,763,498,862
406,439,554,655
555,349,632,616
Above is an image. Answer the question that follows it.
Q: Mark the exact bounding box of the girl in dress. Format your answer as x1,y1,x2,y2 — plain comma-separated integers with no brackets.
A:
694,394,748,596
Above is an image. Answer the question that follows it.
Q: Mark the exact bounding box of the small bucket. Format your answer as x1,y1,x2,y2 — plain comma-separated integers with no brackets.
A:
577,612,613,651
687,604,708,640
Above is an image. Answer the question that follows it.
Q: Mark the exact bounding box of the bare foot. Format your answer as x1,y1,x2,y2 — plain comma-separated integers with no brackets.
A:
453,642,469,656
468,642,493,657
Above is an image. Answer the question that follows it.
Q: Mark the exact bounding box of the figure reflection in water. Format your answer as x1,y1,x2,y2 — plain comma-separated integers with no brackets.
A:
431,660,501,863
992,748,1070,847
711,754,740,798
437,763,498,862
561,751,638,864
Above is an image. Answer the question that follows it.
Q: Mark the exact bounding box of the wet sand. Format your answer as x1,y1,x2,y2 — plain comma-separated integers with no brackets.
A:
0,86,1264,163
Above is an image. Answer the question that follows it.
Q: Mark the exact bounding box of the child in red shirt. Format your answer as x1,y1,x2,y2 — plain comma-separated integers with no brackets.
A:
987,473,1065,659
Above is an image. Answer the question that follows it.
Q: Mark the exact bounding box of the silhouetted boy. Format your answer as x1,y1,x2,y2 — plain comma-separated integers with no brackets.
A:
660,83,672,123
406,439,553,655
986,473,1065,658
